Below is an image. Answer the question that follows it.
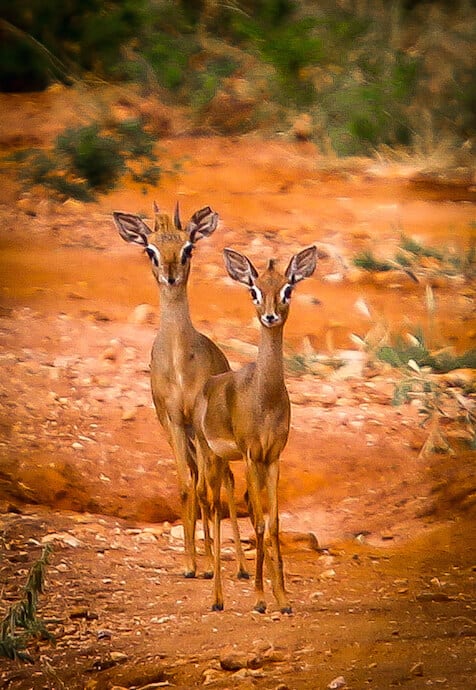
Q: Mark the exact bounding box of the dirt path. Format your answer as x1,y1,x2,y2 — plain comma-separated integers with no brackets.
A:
0,111,475,688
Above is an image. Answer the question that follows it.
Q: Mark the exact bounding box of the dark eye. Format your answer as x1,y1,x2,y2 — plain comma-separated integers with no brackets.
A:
181,243,193,265
281,284,293,303
250,288,259,302
145,246,159,267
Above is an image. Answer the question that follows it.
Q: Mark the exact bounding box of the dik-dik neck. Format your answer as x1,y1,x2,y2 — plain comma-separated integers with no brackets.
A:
158,282,196,339
254,323,286,400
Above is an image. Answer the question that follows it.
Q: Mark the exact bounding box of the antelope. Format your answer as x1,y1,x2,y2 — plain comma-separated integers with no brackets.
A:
113,203,248,580
195,245,317,613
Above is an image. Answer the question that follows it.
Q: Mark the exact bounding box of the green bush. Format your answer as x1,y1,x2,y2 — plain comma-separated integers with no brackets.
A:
0,1,147,91
353,251,393,272
10,118,162,201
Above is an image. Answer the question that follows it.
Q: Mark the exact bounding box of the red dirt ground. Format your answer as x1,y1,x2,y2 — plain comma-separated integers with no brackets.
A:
0,89,475,689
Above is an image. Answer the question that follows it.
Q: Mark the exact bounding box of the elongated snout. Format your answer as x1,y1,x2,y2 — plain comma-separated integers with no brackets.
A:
261,312,281,327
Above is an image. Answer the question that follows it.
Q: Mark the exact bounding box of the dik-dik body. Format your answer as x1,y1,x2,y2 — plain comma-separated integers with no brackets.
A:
195,245,317,612
114,204,248,579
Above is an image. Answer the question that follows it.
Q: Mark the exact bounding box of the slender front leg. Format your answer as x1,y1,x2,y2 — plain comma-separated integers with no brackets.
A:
208,454,225,611
223,464,249,580
169,423,198,578
266,460,291,613
195,436,214,578
245,454,267,613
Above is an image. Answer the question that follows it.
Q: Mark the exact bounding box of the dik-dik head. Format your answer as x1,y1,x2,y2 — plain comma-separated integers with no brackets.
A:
113,202,219,287
223,246,317,328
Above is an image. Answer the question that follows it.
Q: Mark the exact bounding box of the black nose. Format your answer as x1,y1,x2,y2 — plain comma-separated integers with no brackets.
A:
168,277,176,285
264,314,277,323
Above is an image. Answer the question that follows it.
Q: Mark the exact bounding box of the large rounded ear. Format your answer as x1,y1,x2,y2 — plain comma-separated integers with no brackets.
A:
285,246,317,284
187,206,219,243
113,212,151,246
223,248,258,286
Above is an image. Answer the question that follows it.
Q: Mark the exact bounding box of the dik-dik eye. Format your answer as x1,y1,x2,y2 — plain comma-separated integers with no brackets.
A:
280,284,293,304
181,242,193,265
145,245,160,267
249,287,262,305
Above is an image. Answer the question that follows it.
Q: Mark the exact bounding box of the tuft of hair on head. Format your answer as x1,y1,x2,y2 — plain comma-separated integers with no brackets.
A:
267,258,277,271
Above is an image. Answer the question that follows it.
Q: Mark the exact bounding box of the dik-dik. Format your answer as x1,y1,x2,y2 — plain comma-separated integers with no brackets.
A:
195,245,317,612
114,204,248,580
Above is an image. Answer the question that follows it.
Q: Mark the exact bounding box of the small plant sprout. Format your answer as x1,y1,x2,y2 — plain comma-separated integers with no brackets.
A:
0,545,56,663
392,356,476,458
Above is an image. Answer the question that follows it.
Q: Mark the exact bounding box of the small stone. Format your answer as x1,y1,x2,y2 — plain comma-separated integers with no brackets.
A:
169,524,184,540
203,668,224,685
220,653,247,671
121,406,137,421
328,676,346,689
410,661,424,676
316,384,338,407
97,629,112,640
129,303,156,325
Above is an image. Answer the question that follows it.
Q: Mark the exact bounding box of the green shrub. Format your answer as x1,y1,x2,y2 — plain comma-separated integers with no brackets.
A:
10,118,162,201
353,251,393,272
0,1,148,91
56,124,124,191
377,340,476,374
400,234,444,261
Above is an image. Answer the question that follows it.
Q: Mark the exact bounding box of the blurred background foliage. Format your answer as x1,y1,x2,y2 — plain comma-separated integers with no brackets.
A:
0,0,474,157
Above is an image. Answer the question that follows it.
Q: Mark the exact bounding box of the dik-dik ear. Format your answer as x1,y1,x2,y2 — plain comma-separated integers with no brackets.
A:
285,245,317,285
113,212,151,247
187,206,219,244
223,248,259,286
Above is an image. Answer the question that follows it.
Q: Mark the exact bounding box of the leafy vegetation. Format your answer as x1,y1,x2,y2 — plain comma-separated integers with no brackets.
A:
1,545,55,663
353,251,393,272
1,1,474,154
9,119,162,201
377,340,476,374
352,232,476,282
391,358,475,457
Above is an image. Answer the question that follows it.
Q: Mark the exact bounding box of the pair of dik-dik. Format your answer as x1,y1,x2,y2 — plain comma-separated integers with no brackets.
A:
114,203,317,614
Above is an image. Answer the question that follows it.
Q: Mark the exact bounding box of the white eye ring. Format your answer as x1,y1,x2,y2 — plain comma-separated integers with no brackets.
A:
181,241,193,265
249,286,262,305
280,283,293,304
145,244,160,267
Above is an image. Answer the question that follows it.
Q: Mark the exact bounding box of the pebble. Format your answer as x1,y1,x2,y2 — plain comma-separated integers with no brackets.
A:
410,661,424,676
220,653,247,671
169,524,184,540
129,303,156,325
315,384,338,406
121,406,138,421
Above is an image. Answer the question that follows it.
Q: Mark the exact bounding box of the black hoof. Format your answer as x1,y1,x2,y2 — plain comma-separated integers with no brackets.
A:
237,569,250,580
183,570,196,579
203,571,214,580
212,603,224,612
253,602,266,614
281,606,293,615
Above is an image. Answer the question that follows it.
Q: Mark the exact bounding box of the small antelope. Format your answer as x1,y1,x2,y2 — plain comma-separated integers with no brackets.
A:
113,203,248,580
195,245,317,613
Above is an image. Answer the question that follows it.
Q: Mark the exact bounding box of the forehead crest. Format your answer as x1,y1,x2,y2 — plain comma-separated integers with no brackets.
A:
152,212,187,245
